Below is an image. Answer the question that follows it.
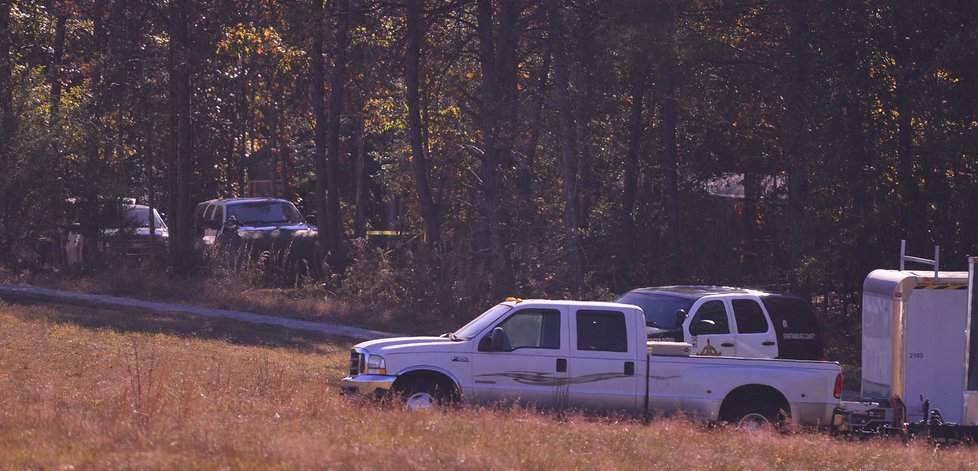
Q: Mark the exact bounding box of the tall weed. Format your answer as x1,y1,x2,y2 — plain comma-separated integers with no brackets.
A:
122,338,169,432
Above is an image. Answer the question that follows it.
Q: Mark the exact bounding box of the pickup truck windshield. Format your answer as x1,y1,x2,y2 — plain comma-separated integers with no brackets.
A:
452,304,513,339
615,292,694,329
123,207,166,229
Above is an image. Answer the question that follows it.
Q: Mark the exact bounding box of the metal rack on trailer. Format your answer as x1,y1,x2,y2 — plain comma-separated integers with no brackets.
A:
831,243,978,443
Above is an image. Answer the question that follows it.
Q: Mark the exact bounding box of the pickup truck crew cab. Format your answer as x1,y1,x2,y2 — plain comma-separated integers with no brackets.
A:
616,286,823,360
342,299,842,428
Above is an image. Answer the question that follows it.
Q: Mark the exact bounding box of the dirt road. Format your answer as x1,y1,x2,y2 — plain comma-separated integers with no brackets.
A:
0,283,395,340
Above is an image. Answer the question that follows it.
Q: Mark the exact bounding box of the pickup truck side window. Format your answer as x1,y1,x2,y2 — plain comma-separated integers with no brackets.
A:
576,310,628,352
690,301,729,334
496,309,560,349
732,299,769,333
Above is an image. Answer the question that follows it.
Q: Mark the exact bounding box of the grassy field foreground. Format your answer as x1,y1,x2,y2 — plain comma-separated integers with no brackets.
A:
1,302,976,470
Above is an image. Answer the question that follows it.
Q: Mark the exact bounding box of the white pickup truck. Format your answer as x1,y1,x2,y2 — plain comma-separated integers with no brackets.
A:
341,299,842,428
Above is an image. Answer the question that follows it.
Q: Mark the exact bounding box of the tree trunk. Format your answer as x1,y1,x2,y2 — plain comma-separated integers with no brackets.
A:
71,0,107,252
406,0,440,246
0,0,12,150
353,117,366,238
474,0,499,279
621,53,647,281
269,101,278,198
892,11,921,238
48,1,66,125
0,0,12,260
325,0,350,269
659,6,681,279
516,43,550,218
238,66,248,195
475,0,517,293
573,3,596,230
549,0,584,291
783,5,810,293
169,0,194,274
311,0,330,265
742,172,760,273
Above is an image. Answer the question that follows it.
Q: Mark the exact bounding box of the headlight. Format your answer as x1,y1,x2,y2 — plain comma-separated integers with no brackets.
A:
366,354,387,375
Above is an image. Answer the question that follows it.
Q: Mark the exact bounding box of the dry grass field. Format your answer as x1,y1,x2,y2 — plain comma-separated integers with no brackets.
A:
2,300,978,470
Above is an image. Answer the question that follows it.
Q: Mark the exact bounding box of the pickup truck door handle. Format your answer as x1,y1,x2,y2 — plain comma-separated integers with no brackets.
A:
624,361,635,376
721,342,735,348
556,358,567,373
762,341,776,346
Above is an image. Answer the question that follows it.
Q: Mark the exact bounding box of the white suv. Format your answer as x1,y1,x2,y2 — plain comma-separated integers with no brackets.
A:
616,286,823,360
66,204,168,266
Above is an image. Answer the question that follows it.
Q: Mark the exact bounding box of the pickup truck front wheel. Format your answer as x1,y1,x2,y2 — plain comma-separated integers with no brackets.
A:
727,400,783,431
398,379,447,410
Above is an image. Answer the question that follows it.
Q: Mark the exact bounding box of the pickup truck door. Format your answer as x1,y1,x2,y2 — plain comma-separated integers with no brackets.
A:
468,307,569,407
565,308,641,412
685,299,738,357
728,297,778,358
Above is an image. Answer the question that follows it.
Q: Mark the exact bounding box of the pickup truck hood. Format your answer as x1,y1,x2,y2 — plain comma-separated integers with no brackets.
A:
235,224,317,239
356,336,468,354
101,227,169,238
647,326,682,341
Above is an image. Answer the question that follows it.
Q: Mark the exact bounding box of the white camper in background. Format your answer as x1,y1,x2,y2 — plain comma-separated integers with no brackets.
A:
860,244,978,425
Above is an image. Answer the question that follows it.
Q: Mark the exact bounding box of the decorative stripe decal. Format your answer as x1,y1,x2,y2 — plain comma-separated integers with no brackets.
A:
476,371,628,386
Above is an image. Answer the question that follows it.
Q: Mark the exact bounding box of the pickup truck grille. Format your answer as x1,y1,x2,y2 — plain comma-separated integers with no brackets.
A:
349,350,363,376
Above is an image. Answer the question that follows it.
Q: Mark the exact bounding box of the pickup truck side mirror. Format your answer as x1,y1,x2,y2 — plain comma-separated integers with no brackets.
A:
690,319,717,335
225,216,241,231
490,327,512,352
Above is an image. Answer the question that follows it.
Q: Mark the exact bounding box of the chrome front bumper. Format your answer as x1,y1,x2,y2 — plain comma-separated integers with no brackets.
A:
340,374,397,399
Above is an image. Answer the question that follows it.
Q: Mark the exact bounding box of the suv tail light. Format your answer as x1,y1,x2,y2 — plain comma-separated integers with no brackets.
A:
833,373,843,399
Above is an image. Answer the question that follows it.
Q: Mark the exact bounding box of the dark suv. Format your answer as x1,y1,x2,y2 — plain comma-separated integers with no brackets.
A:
615,286,823,360
192,198,318,262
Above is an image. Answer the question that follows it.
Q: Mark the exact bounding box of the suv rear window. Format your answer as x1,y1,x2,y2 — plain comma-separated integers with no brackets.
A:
762,296,818,332
761,295,821,360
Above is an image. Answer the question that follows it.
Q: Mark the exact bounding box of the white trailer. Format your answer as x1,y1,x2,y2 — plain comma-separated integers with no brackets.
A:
853,244,978,429
861,268,971,423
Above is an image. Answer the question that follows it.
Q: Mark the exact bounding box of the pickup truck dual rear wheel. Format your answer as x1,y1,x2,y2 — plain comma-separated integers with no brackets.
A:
727,400,784,432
